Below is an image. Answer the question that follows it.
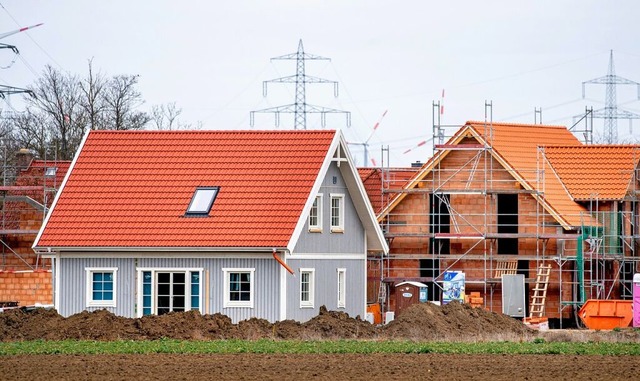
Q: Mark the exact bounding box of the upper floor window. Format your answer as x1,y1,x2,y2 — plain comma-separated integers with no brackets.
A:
309,194,323,232
330,194,344,233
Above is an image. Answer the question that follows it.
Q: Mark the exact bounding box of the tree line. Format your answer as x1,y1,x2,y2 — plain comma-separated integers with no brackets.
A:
1,60,193,165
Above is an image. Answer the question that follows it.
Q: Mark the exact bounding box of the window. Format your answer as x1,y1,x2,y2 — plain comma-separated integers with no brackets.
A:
86,268,117,307
337,268,346,308
299,268,315,308
330,194,344,232
308,194,323,232
223,268,255,308
186,187,219,215
138,269,203,316
44,167,57,177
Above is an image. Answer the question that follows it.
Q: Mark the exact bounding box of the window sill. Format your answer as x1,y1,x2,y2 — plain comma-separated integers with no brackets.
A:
300,304,315,309
308,228,323,233
331,228,344,233
87,301,115,308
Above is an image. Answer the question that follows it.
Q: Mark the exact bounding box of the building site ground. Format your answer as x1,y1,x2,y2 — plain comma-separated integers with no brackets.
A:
1,302,639,380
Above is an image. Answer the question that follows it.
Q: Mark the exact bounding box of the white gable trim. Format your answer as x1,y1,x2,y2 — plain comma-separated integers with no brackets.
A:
287,130,388,254
33,128,92,249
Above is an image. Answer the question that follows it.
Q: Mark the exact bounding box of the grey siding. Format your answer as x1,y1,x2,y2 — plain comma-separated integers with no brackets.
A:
139,257,280,323
285,258,365,322
294,162,366,254
57,257,136,317
57,254,280,323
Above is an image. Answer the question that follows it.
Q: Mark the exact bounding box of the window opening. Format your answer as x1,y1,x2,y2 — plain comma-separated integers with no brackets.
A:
186,187,219,215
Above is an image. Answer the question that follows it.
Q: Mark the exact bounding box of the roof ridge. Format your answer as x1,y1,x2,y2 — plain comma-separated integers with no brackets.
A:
465,120,568,129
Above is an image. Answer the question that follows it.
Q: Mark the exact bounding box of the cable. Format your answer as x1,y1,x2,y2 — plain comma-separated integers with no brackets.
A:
0,2,64,70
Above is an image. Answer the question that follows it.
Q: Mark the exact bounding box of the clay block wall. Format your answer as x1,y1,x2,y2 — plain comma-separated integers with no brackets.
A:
0,270,53,306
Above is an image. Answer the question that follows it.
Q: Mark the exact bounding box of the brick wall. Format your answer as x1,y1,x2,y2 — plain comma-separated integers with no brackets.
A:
0,270,53,306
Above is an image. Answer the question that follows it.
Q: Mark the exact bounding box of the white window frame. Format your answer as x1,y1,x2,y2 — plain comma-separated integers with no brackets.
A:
299,268,315,308
337,268,346,308
223,268,255,308
85,267,118,308
308,194,323,232
330,193,345,233
135,268,203,317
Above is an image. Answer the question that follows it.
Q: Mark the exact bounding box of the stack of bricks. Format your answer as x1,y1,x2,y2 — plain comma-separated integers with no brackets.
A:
465,291,484,308
0,270,53,306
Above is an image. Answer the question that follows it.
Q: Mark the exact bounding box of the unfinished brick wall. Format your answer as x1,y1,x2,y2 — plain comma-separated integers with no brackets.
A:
0,270,53,306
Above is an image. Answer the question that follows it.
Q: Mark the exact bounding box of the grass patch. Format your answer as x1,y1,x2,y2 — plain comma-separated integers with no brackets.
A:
1,339,639,356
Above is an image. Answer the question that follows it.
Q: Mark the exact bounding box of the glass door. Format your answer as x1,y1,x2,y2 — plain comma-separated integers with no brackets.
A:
156,272,186,315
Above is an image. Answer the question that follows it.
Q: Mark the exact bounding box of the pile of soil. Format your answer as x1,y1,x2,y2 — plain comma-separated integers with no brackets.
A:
0,302,536,342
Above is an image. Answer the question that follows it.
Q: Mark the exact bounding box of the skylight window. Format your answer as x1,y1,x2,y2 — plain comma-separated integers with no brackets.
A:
186,187,219,215
45,167,57,177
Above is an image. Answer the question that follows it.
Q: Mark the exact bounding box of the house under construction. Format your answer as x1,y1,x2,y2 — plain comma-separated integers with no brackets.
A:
0,148,69,307
366,118,640,328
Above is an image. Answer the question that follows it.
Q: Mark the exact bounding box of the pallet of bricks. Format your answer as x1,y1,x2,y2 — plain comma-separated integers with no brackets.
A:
464,292,484,308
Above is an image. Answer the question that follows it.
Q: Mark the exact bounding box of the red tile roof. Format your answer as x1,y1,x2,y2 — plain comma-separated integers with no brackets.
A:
543,145,640,201
465,121,592,228
36,130,337,248
381,121,596,229
358,167,419,214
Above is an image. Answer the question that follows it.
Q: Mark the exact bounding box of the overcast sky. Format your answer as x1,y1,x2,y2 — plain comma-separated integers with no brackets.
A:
2,1,640,166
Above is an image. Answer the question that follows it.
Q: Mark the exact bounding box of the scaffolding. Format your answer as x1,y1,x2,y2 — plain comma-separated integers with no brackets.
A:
0,147,62,271
372,103,640,327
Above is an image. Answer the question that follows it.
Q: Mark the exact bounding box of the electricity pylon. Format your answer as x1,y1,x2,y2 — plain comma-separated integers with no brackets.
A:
582,50,640,143
250,40,350,130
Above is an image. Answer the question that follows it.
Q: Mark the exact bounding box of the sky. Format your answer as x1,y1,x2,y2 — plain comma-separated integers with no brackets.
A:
1,1,640,167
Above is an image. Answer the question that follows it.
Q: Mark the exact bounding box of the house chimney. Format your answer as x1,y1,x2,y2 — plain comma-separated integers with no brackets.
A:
16,148,34,171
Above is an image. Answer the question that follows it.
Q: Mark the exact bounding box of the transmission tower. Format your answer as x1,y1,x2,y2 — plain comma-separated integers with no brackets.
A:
250,39,350,130
582,50,640,143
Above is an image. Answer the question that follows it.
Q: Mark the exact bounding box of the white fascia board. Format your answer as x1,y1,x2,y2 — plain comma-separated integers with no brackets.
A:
334,133,388,254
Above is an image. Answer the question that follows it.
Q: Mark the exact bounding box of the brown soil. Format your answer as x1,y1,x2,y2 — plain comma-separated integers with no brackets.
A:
2,353,639,381
2,302,640,380
0,302,536,342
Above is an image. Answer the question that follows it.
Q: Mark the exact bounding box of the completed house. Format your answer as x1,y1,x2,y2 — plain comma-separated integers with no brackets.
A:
33,130,388,322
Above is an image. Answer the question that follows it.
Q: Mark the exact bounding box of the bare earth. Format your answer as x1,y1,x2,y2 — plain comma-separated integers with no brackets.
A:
2,353,639,381
1,302,639,380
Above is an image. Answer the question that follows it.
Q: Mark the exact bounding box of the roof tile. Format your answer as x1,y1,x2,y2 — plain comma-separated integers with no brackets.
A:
37,130,336,248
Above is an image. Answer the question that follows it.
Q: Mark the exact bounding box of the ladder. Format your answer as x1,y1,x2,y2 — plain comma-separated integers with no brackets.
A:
529,264,552,318
378,282,387,304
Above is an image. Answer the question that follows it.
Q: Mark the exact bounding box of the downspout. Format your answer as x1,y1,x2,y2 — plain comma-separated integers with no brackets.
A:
272,248,294,275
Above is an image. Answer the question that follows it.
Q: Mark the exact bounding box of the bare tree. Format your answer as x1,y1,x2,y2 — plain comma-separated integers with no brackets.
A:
150,102,195,130
25,65,87,160
103,74,149,130
79,58,107,130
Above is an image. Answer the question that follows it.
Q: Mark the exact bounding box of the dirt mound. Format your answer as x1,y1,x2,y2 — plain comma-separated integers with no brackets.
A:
0,302,534,342
383,302,534,341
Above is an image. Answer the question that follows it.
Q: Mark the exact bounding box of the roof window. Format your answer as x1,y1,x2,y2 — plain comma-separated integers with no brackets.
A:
186,187,219,216
45,167,57,177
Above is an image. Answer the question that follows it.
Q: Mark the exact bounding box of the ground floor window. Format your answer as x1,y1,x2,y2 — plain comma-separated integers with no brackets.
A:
223,268,255,308
138,268,203,316
85,267,117,307
337,268,346,308
300,268,315,308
